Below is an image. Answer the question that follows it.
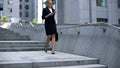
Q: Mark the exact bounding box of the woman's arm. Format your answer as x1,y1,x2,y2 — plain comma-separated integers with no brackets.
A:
45,13,54,18
42,9,46,19
42,8,54,19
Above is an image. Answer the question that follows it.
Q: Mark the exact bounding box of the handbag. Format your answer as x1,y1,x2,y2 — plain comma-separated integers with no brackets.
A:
55,32,58,41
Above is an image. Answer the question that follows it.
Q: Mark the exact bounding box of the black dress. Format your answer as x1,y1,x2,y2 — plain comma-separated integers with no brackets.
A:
42,7,57,36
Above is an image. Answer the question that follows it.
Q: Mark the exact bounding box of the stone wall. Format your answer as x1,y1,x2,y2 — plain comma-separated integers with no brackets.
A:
8,24,120,68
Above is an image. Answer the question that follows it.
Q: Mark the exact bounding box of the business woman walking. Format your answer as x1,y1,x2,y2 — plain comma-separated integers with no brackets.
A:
42,0,57,54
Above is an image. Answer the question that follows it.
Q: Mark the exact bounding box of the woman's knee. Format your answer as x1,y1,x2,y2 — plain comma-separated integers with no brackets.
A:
52,34,55,38
47,35,51,39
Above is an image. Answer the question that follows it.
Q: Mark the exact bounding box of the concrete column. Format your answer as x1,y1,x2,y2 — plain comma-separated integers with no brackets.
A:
107,0,118,24
57,0,91,24
63,0,81,24
57,0,64,24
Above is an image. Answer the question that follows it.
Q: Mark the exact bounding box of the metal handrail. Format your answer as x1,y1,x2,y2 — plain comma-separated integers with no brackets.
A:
103,23,120,30
57,23,120,30
57,22,104,29
20,21,120,30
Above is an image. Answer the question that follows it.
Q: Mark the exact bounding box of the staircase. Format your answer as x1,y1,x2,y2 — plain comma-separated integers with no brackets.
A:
0,27,51,51
0,28,30,41
0,28,107,68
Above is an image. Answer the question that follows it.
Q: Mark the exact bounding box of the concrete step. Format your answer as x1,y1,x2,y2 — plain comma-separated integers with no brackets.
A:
0,37,29,39
0,34,21,37
0,41,45,47
0,28,30,41
0,31,16,34
45,64,107,68
0,32,18,34
0,34,23,36
0,47,52,51
0,39,30,41
0,30,15,34
0,36,30,41
0,41,48,51
0,28,10,30
0,36,29,39
0,51,99,68
0,35,30,40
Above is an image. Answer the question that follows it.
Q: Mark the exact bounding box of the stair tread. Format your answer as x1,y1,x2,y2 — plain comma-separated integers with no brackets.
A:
0,47,51,51
0,51,98,65
0,41,46,51
0,28,30,41
0,41,45,43
0,47,48,49
45,64,107,68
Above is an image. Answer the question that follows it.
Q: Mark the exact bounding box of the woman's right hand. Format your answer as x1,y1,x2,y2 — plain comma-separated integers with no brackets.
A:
45,13,54,18
48,13,54,16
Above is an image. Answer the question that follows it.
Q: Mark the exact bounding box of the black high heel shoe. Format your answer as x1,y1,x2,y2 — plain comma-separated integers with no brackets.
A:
44,48,48,53
52,53,55,54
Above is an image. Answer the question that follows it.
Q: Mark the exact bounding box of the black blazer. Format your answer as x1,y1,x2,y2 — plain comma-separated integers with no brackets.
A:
42,7,56,24
42,7,58,41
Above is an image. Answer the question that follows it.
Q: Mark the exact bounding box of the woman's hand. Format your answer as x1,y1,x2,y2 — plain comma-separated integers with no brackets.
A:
45,13,54,18
48,13,54,16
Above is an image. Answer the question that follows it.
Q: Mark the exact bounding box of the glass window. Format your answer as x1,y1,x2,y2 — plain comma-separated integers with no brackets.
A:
10,9,12,13
0,0,3,11
0,11,3,18
118,19,120,24
20,5,22,9
8,8,12,13
25,11,29,17
25,0,29,2
25,5,29,10
118,0,120,8
0,0,3,4
97,18,108,22
20,0,22,2
96,0,107,7
20,12,22,17
8,0,13,5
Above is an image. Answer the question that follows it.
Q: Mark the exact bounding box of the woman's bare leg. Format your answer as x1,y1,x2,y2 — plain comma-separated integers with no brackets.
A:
45,35,51,50
52,34,56,53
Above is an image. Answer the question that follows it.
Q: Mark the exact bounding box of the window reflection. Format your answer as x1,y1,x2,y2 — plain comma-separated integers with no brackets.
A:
96,0,107,7
97,18,108,23
0,0,3,10
118,0,120,8
118,19,120,24
8,0,13,5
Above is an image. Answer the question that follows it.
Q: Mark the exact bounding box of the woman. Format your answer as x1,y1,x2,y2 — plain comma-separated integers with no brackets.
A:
42,0,57,54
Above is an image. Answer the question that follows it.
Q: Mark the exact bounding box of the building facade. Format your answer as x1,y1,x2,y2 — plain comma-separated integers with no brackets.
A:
34,0,38,19
0,0,3,18
2,0,120,24
3,0,36,22
57,0,120,24
0,0,3,10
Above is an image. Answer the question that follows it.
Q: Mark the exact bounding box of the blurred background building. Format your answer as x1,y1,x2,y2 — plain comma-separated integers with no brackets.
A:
0,0,3,18
3,0,36,22
1,0,120,24
57,0,120,24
